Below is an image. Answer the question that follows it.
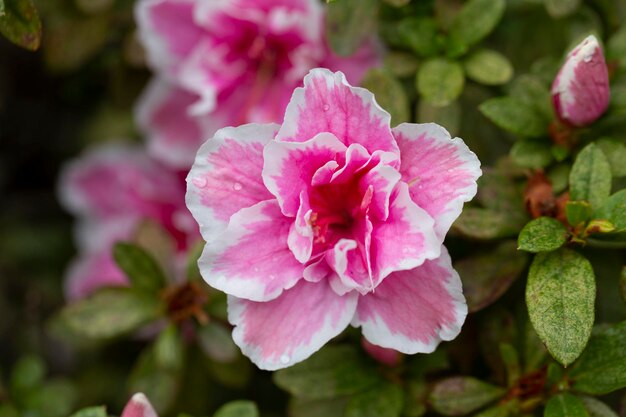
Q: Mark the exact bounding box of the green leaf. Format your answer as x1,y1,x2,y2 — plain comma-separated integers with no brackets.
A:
10,355,45,393
596,139,626,178
361,69,410,125
607,25,626,68
510,140,554,169
544,393,588,417
273,345,379,400
429,377,505,416
403,379,428,417
621,267,626,304
526,249,595,366
455,241,528,313
569,321,626,394
464,49,514,86
474,402,518,417
417,101,461,137
288,398,348,417
448,0,506,53
113,242,167,292
509,75,554,120
397,17,440,57
197,322,238,363
417,58,465,107
68,407,107,417
214,401,259,417
579,397,619,417
326,0,378,56
548,163,571,194
59,288,163,340
381,0,410,6
518,217,568,253
345,382,404,417
452,208,523,240
154,325,184,371
0,0,41,50
545,0,581,18
566,201,592,227
383,52,420,78
479,97,548,137
0,0,4,15
31,379,77,417
569,144,612,209
129,348,179,414
595,190,626,230
499,343,520,387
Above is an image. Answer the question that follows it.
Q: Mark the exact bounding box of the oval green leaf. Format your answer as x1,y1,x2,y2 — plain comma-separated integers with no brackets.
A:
518,217,568,253
429,377,505,416
417,58,465,107
479,97,548,137
544,393,589,417
464,49,514,86
448,0,506,53
569,144,612,209
361,69,409,125
214,401,259,417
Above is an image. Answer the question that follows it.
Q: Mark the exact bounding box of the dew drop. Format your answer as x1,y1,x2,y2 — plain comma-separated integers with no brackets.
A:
269,274,276,280
233,182,243,191
193,177,208,188
280,355,290,364
323,104,330,111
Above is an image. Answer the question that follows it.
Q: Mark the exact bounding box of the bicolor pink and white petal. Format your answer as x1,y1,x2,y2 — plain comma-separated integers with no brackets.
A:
186,68,482,370
121,393,159,417
551,35,610,127
135,0,380,169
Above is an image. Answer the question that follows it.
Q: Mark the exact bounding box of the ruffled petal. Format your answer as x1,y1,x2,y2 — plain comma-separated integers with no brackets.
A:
198,200,302,302
393,123,481,240
277,68,398,155
262,132,347,216
353,246,467,354
186,123,277,240
370,182,440,281
551,35,610,127
228,279,358,370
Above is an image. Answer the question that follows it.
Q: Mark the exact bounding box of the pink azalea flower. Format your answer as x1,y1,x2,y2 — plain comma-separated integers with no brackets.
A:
121,393,158,417
186,69,482,370
551,35,610,127
135,0,380,168
58,145,198,300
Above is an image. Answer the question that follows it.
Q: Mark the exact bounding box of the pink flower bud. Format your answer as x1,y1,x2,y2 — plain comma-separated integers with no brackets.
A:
551,35,610,127
121,393,159,417
362,338,402,367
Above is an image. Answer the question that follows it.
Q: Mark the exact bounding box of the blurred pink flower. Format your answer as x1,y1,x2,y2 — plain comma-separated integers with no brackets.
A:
551,35,610,127
121,393,158,417
135,0,381,168
58,145,198,300
361,338,401,367
186,69,481,370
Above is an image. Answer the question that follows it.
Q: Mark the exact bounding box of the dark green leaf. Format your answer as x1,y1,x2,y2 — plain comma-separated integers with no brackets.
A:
197,322,238,363
523,318,548,372
10,355,45,393
0,0,41,50
570,321,626,394
499,343,520,387
518,217,568,253
68,407,107,417
607,26,626,68
452,208,524,240
417,58,465,106
566,201,592,227
595,190,626,231
455,241,528,312
30,379,77,417
403,379,428,417
464,49,514,86
129,348,179,414
214,401,259,417
417,101,461,137
382,0,410,6
59,289,163,340
544,393,588,417
113,242,167,292
273,345,379,400
596,139,626,178
429,377,505,416
288,398,347,417
326,0,378,56
154,325,184,371
397,17,439,57
569,144,612,209
383,52,420,78
579,396,618,417
621,267,626,304
548,163,571,194
345,382,404,417
509,75,554,120
510,140,554,169
361,69,409,125
479,97,548,137
448,0,506,53
545,0,581,18
526,249,595,366
474,401,518,417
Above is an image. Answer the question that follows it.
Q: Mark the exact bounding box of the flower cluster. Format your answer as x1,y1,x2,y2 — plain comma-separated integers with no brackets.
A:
187,68,482,370
135,0,379,168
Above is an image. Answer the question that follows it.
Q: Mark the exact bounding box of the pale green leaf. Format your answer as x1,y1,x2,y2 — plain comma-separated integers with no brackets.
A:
569,143,612,209
464,49,514,86
479,97,548,137
417,58,465,107
518,217,568,253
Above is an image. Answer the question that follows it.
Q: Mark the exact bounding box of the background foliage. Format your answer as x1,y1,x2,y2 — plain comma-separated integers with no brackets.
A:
0,0,625,416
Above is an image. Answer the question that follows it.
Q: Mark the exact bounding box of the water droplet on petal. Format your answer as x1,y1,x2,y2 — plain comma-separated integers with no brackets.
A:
269,274,276,280
233,182,243,191
402,247,410,254
254,267,260,273
280,355,290,364
323,104,330,111
193,177,208,188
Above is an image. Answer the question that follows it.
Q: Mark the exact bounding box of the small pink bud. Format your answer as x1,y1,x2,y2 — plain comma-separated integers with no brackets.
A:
361,338,402,367
121,393,159,417
551,35,610,127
